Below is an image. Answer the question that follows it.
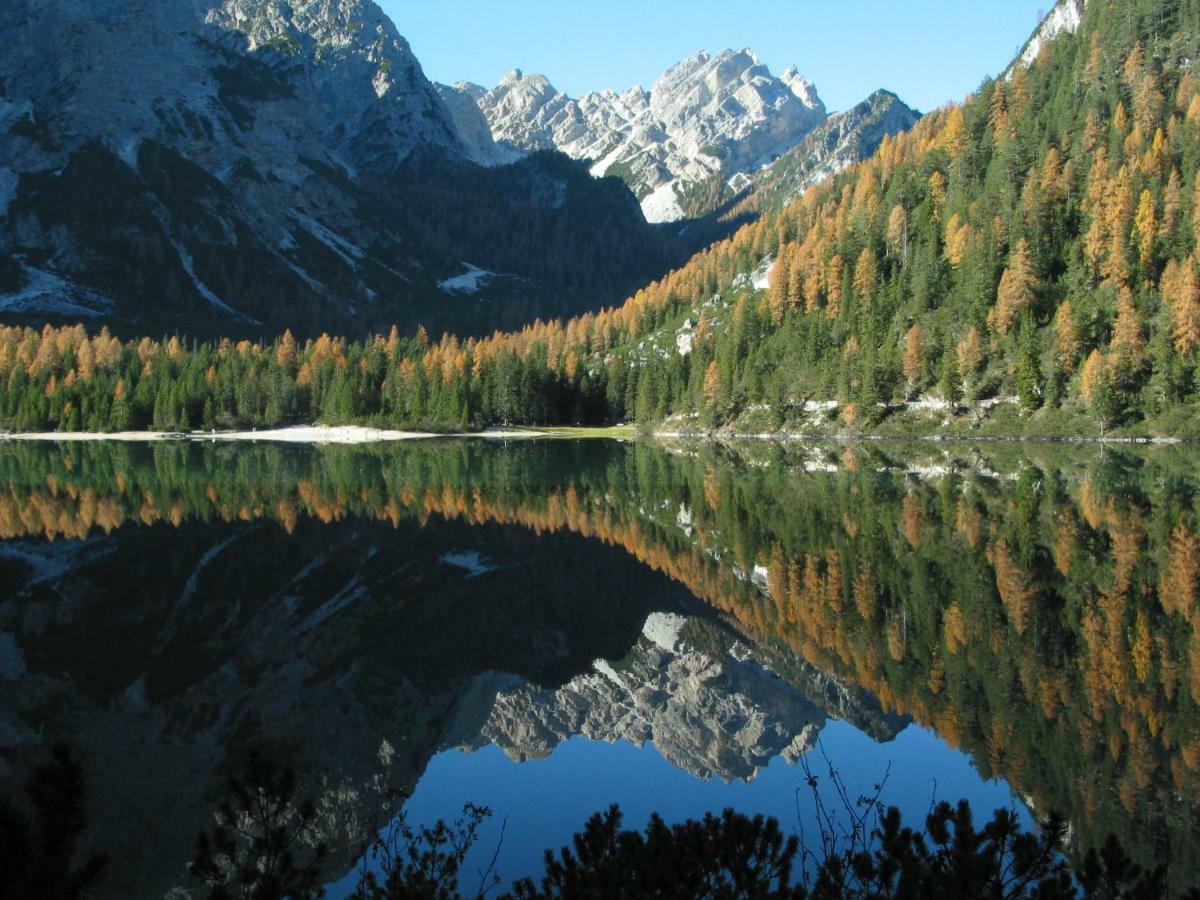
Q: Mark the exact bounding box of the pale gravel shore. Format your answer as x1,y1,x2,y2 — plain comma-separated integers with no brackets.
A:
0,430,181,442
0,425,551,444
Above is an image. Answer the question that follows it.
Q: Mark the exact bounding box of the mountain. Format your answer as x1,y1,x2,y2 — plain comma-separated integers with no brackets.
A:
349,0,1193,439
452,50,830,223
741,89,922,213
451,51,921,224
0,0,701,338
456,612,879,781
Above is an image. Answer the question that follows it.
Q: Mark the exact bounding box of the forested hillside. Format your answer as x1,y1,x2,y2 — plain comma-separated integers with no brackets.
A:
575,0,1200,435
3,0,1200,436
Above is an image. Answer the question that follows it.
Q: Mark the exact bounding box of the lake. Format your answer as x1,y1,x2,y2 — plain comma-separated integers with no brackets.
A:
1,438,1197,896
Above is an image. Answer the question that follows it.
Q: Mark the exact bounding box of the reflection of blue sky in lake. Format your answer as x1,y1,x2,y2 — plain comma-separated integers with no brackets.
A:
330,721,1029,895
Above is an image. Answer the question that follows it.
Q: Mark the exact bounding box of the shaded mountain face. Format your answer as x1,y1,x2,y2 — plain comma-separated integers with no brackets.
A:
451,50,919,223
0,0,698,338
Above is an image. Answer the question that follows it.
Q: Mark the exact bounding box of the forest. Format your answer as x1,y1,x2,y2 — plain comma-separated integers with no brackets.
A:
4,1,1200,437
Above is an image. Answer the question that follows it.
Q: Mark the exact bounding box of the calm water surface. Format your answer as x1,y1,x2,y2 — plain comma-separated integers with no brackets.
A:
0,438,1196,896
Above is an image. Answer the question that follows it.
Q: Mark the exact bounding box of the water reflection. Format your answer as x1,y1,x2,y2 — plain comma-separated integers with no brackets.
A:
0,438,1197,895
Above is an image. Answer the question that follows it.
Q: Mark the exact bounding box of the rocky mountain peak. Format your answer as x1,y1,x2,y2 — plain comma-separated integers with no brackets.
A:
459,48,839,222
204,0,465,170
742,87,920,211
781,65,823,110
456,611,897,781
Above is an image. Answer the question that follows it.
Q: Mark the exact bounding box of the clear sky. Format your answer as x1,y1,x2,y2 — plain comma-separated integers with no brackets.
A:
379,0,1052,114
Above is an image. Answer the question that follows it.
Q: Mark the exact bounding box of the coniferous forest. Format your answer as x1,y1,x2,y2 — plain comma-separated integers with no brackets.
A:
4,0,1200,437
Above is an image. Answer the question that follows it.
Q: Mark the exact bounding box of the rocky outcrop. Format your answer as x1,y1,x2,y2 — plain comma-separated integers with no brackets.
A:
203,0,472,172
1013,0,1088,70
436,82,522,166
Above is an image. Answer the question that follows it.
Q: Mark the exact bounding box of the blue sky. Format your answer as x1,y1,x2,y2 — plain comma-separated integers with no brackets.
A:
380,0,1051,113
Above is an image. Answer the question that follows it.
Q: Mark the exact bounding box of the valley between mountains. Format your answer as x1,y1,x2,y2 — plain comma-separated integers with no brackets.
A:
2,0,1199,441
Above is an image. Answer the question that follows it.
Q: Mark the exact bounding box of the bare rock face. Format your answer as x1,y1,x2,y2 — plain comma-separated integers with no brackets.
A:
203,0,468,173
1014,0,1088,71
2,0,474,177
461,49,829,223
436,82,523,166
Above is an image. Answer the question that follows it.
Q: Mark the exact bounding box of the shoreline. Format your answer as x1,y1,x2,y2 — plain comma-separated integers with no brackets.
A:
0,425,550,444
0,424,1185,446
655,430,1186,446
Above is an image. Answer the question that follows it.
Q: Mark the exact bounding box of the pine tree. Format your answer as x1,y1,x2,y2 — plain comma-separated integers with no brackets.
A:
1015,316,1044,412
940,338,961,408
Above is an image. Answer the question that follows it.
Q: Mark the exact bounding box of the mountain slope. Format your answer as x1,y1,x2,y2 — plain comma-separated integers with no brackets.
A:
739,90,923,213
451,0,1200,437
0,0,700,338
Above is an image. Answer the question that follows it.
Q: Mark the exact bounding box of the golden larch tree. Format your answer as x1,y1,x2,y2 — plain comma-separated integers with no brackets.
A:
1133,189,1157,268
1054,301,1079,371
1163,256,1200,355
994,238,1037,334
703,361,721,406
902,324,924,390
1080,349,1108,407
1159,524,1199,617
853,247,877,301
1110,288,1145,362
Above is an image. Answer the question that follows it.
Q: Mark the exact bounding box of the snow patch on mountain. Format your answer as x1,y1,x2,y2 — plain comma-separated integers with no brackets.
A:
641,182,684,223
0,266,116,318
116,137,141,171
439,264,495,294
169,236,259,325
439,550,497,577
751,258,776,291
291,213,366,267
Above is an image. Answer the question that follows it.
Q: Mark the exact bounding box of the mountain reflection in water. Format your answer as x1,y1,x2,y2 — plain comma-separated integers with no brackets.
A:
0,438,1197,896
